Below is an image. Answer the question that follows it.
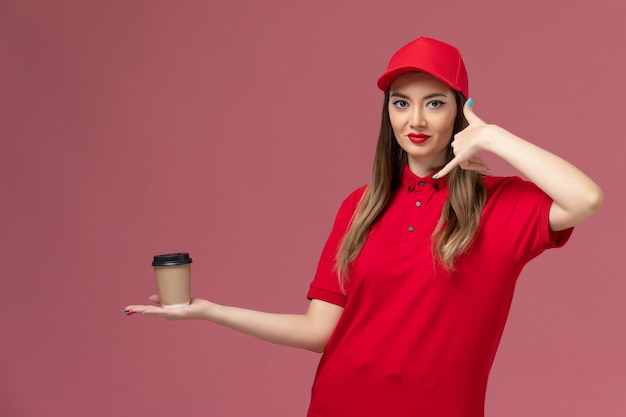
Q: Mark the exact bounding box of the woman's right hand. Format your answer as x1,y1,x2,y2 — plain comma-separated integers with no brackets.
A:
123,296,343,352
124,295,214,321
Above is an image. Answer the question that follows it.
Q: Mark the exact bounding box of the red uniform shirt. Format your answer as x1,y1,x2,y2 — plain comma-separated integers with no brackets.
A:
306,165,572,417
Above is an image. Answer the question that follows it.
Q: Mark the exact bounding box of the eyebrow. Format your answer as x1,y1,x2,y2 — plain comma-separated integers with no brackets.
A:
389,92,449,100
389,92,411,100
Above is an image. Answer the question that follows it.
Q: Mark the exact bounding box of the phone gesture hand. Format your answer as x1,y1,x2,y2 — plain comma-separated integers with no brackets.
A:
434,99,491,179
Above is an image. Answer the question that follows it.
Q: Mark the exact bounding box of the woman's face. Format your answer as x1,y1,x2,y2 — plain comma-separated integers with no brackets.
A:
388,72,458,177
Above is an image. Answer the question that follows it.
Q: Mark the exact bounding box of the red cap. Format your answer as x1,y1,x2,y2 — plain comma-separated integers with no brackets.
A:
377,37,468,99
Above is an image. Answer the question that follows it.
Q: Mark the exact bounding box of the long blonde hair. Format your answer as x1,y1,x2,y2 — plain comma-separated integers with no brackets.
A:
335,91,486,288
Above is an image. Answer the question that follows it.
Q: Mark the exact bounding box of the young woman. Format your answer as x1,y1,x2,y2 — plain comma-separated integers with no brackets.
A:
125,37,603,417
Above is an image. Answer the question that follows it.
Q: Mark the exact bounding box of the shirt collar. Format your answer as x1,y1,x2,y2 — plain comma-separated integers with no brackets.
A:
401,164,447,193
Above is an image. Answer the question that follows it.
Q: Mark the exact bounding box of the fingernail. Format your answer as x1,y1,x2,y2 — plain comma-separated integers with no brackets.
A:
432,173,439,179
141,311,149,315
123,309,130,313
467,98,473,107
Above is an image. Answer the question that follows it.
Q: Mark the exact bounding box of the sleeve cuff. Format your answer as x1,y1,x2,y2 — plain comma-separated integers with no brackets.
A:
307,286,347,307
541,196,574,248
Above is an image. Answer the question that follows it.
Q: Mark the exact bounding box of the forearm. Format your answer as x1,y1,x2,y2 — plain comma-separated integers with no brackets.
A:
207,304,332,352
484,125,603,230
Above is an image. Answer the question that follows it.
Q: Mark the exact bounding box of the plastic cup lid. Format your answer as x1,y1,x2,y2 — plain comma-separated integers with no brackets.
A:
152,253,193,266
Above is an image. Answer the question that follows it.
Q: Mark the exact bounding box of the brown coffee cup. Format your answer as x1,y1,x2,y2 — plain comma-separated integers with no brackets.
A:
152,253,192,308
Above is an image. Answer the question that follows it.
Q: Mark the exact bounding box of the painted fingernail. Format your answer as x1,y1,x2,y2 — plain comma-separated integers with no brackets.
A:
123,309,130,313
432,173,439,179
141,311,149,315
467,98,473,107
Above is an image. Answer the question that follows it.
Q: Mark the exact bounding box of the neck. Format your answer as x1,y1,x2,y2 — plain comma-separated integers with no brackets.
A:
406,155,447,178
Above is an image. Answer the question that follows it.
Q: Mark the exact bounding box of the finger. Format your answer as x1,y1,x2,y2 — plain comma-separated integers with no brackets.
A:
137,306,187,320
433,156,462,179
459,156,490,171
459,161,488,172
463,98,485,126
467,156,490,171
123,295,161,315
123,304,156,315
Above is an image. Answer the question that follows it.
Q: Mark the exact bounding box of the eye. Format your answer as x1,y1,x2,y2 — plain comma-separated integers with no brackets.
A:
426,100,445,109
392,100,409,109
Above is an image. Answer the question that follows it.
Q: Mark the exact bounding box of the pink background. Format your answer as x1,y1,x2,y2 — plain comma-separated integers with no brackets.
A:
1,0,624,416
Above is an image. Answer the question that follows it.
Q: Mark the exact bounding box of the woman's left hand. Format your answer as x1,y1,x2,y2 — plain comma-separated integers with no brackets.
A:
434,99,492,178
434,98,603,230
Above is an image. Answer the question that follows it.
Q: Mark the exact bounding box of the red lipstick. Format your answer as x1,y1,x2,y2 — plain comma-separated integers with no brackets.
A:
408,133,430,144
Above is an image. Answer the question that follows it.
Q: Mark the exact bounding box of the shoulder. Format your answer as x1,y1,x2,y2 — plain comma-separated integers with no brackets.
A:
481,174,550,210
482,174,526,188
338,185,368,211
345,185,368,202
482,174,541,195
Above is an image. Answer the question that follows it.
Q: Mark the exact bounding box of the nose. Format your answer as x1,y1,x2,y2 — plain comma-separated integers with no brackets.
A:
410,107,426,128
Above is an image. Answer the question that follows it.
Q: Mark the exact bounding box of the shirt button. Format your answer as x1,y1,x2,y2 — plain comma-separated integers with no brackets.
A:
418,181,425,187
408,226,414,232
415,201,422,207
